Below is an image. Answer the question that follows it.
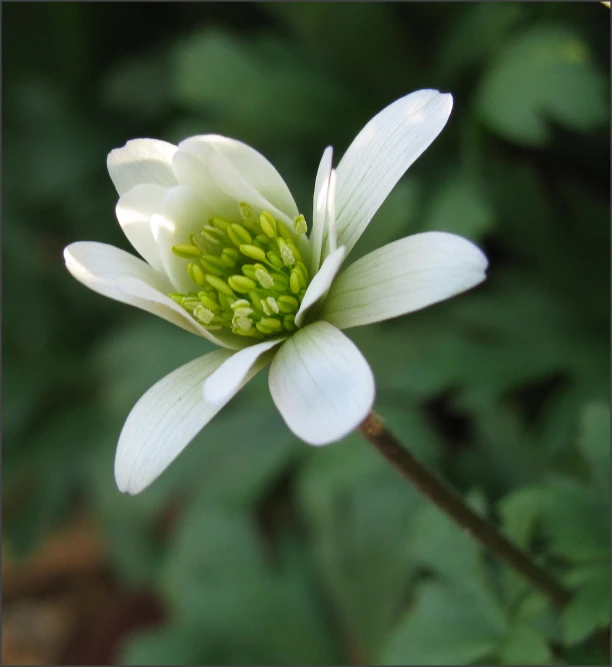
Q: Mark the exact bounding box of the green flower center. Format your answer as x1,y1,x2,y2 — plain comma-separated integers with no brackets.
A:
169,203,310,339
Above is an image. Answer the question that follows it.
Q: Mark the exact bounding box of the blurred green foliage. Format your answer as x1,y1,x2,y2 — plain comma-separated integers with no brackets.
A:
3,3,609,665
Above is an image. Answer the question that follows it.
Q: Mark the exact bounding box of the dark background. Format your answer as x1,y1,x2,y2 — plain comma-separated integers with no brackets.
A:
3,3,610,665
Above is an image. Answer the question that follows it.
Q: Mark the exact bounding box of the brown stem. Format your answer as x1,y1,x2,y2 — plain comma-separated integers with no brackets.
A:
359,411,571,609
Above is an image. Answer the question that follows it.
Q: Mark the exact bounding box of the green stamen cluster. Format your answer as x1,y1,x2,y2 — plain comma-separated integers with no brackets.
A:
169,204,310,339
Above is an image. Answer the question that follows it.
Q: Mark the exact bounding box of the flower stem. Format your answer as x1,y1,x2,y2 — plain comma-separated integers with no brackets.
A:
359,411,571,609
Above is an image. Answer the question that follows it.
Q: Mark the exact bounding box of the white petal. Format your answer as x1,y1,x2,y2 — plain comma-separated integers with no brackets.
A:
309,146,333,274
115,183,166,272
63,242,240,345
294,246,346,328
107,138,178,196
326,169,338,253
325,90,453,259
64,239,171,307
153,186,223,293
172,149,238,219
322,232,488,330
179,134,299,221
269,321,375,445
115,348,267,494
208,151,295,226
203,338,283,405
115,276,245,350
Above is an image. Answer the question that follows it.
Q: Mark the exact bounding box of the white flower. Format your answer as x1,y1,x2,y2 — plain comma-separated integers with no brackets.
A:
64,89,488,495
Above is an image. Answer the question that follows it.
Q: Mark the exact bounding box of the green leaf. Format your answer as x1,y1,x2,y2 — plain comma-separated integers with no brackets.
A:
119,624,208,666
498,625,553,665
407,494,490,582
435,3,527,80
171,28,353,145
159,505,337,664
264,3,415,95
297,434,422,659
540,481,609,564
381,580,506,665
423,169,495,240
577,403,610,492
499,486,544,550
93,317,215,421
562,563,610,645
100,50,171,121
477,25,608,145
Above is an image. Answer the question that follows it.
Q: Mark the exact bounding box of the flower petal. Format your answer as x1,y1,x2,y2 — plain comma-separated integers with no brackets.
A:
208,151,294,225
152,186,224,293
294,246,346,328
64,240,172,301
171,149,238,220
115,348,267,494
115,183,166,272
115,276,246,350
203,338,283,405
179,134,299,221
107,138,178,196
322,231,488,330
324,90,453,259
269,321,375,445
309,146,333,274
63,241,240,345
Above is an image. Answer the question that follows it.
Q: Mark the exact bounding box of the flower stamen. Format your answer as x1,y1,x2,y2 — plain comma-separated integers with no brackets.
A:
170,204,310,339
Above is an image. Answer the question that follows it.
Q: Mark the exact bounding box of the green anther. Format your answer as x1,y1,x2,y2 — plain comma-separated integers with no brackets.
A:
239,203,260,230
172,244,202,259
202,255,227,270
188,262,207,286
170,201,314,340
199,259,224,277
249,291,265,312
272,275,290,292
182,296,200,311
228,275,257,293
241,264,256,279
198,292,220,312
259,211,277,238
277,238,296,267
283,314,297,332
194,305,215,325
277,223,294,242
234,316,254,332
190,233,208,254
278,295,299,313
227,224,253,247
266,251,284,270
254,266,274,289
218,293,236,311
231,298,250,311
220,247,239,268
290,270,301,294
256,318,283,334
233,326,263,338
287,242,303,262
240,244,267,262
203,225,228,244
293,215,307,236
296,261,309,281
233,308,253,320
265,297,280,314
206,274,234,296
293,263,308,288
210,217,231,231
